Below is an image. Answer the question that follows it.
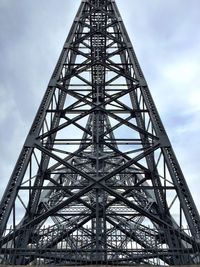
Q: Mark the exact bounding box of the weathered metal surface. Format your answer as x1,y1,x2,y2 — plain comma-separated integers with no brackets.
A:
0,0,200,265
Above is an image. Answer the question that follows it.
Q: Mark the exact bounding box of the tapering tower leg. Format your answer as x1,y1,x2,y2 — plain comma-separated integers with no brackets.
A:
0,0,200,265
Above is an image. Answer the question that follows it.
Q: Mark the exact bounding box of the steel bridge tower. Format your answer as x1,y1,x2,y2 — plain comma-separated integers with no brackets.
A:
0,0,200,265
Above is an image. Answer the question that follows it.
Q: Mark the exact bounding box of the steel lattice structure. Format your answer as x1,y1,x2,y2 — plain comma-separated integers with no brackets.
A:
0,0,200,265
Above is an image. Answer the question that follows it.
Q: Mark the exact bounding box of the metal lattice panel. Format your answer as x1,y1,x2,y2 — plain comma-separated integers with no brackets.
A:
0,0,200,265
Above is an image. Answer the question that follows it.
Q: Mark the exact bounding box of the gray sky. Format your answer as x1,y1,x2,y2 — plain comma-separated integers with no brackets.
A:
0,0,200,211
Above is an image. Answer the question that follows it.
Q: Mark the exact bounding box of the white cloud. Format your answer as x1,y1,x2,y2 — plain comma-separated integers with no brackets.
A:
189,90,200,112
0,86,15,122
164,61,199,85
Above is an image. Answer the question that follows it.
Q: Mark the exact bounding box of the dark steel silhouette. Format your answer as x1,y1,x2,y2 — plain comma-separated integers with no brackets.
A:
0,0,200,265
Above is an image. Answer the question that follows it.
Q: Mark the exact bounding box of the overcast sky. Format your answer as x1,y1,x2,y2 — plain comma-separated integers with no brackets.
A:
0,0,200,212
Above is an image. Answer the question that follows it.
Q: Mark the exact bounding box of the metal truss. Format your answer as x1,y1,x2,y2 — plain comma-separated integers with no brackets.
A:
0,0,200,265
